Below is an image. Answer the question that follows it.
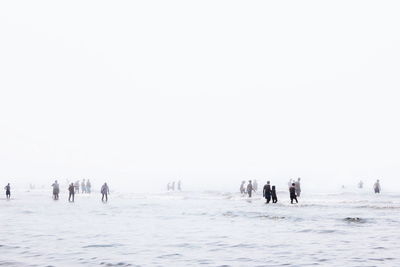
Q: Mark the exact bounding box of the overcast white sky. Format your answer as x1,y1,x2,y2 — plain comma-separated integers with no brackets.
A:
0,1,399,192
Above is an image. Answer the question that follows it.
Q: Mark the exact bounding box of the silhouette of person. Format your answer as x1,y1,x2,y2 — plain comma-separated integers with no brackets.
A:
271,185,278,203
101,183,110,202
68,183,75,202
290,183,298,204
358,180,363,189
4,183,11,199
263,181,272,203
374,179,381,194
253,179,258,192
247,180,254,198
86,179,91,194
177,180,181,191
52,180,60,200
81,179,86,194
240,181,246,194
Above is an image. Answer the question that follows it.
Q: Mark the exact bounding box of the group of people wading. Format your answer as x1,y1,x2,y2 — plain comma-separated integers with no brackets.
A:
241,178,301,204
50,180,110,202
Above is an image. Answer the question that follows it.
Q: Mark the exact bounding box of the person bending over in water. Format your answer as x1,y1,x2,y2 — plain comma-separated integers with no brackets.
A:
263,181,271,203
101,183,110,202
4,183,11,199
271,185,278,203
247,180,254,198
52,180,60,200
374,179,381,194
289,183,298,204
68,183,75,202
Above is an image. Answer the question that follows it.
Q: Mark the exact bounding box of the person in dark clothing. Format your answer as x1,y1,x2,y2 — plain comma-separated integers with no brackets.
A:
101,183,110,202
247,180,254,198
4,183,11,199
263,181,271,203
289,183,298,204
271,185,278,203
374,180,381,194
68,183,75,202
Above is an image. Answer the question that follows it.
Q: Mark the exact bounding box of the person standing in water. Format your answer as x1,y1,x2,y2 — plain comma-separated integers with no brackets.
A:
294,178,301,197
289,183,298,204
86,179,91,194
101,183,110,202
246,180,254,197
358,180,363,189
171,181,175,191
177,180,181,191
52,180,60,200
253,179,258,192
81,179,86,194
4,183,11,199
68,183,75,202
263,181,272,203
271,185,278,203
374,179,381,194
240,181,246,195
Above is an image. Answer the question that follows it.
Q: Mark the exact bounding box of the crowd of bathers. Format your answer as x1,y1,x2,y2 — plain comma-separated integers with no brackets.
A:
240,178,301,204
3,180,110,202
166,180,182,191
240,178,383,204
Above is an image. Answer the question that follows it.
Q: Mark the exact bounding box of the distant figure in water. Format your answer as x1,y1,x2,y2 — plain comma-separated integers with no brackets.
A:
240,181,246,194
52,180,60,200
253,179,258,192
167,182,171,191
86,179,91,194
74,181,80,194
4,183,11,199
247,180,254,197
374,180,381,194
68,183,75,202
171,181,175,191
271,186,278,203
177,180,181,191
358,180,363,189
289,183,298,204
294,178,301,197
81,179,86,194
101,183,110,202
263,181,271,203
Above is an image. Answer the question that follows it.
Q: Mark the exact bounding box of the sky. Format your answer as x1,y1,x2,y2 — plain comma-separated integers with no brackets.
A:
0,1,399,192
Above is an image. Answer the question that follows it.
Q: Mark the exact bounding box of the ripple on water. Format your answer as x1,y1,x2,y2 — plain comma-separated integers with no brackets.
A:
83,244,123,248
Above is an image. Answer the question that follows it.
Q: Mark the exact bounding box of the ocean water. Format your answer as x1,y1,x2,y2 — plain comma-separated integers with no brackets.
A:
1,190,399,266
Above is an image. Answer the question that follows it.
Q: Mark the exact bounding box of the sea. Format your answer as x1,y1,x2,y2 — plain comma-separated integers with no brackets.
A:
1,189,399,266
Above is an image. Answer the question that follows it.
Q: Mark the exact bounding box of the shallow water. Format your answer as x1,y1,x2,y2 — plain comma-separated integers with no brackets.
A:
1,190,399,266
